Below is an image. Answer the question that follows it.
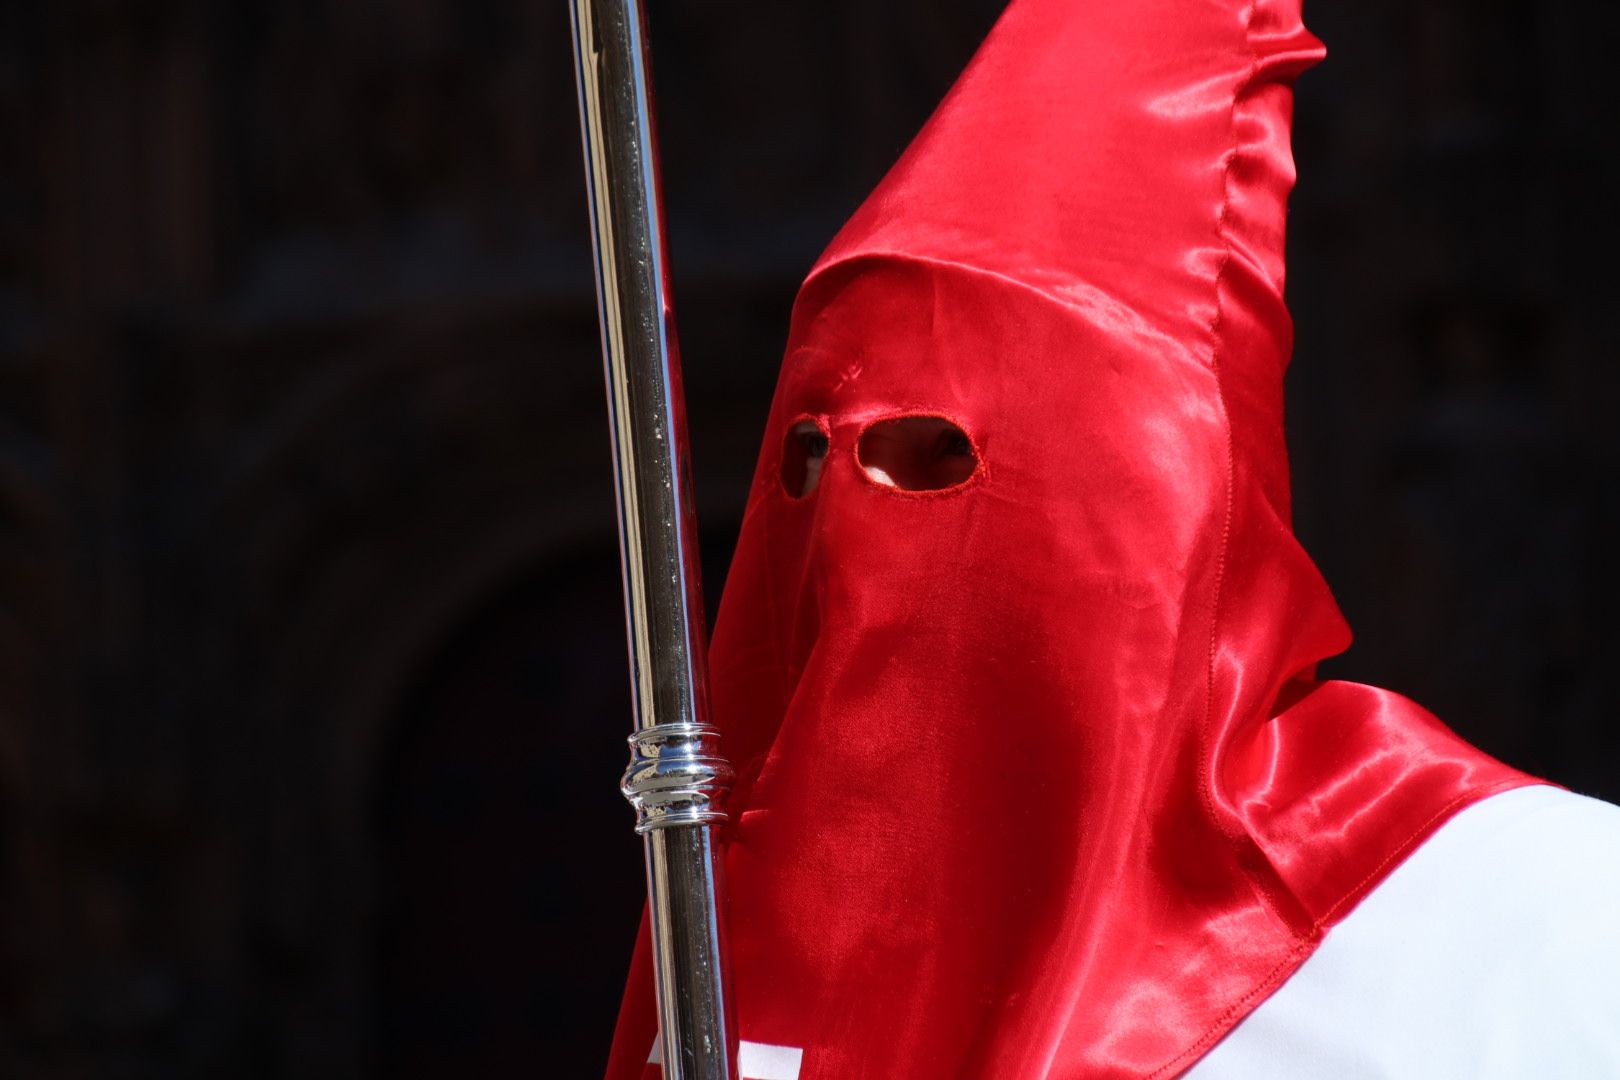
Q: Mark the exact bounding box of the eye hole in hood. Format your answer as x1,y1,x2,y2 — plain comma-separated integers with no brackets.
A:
780,418,831,498
857,415,980,492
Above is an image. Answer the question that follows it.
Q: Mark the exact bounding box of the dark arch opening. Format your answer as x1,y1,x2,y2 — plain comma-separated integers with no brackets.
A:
371,524,740,1077
371,552,645,1078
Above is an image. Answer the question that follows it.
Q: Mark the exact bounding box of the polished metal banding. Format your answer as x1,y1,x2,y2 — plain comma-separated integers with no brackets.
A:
623,724,735,833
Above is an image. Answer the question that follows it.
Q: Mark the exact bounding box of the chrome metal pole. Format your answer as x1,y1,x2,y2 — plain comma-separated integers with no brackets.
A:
569,2,737,1079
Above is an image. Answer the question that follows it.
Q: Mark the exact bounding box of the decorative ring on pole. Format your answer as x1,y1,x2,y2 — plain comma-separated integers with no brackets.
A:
623,724,735,833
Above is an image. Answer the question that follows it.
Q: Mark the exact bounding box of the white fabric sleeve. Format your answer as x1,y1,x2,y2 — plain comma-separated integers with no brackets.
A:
1186,784,1620,1079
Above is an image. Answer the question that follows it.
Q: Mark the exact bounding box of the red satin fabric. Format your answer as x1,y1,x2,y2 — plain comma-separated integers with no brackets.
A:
605,0,1534,1076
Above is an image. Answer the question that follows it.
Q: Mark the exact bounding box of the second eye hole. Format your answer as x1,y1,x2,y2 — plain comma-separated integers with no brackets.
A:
857,416,979,492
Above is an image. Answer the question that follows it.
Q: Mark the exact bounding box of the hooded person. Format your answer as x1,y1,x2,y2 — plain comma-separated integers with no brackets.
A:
604,0,1620,1076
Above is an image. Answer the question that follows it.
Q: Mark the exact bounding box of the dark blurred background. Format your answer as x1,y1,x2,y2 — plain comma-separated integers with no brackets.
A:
0,1,1615,1076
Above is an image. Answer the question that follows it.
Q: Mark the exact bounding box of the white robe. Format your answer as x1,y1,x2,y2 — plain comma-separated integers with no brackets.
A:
1187,784,1620,1078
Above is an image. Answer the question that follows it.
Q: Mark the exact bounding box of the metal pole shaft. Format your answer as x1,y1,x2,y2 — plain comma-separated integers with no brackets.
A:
569,2,737,1079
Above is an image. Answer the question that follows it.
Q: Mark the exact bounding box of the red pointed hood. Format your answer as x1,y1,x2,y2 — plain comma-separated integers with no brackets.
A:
607,0,1533,1076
